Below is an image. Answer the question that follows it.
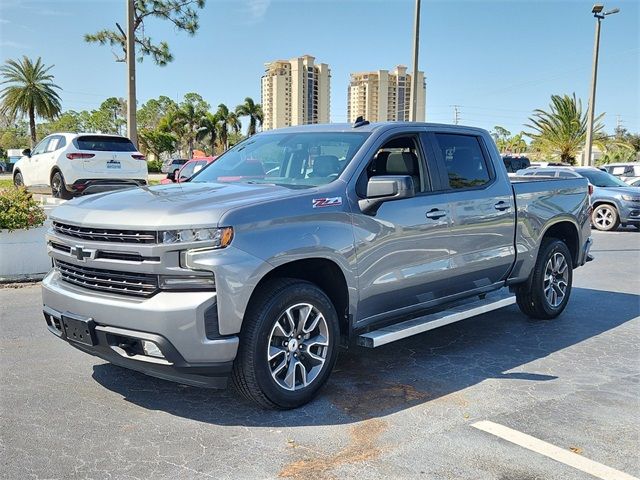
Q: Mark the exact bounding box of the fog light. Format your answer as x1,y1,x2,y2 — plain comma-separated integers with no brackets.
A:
142,340,164,358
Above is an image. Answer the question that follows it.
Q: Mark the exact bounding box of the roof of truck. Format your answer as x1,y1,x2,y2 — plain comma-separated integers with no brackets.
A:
259,121,489,135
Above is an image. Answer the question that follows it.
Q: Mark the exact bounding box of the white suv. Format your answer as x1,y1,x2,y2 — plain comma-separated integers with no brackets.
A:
13,133,148,199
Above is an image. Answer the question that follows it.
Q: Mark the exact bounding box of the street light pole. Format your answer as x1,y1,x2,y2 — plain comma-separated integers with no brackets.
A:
410,0,421,122
584,4,619,166
126,0,138,147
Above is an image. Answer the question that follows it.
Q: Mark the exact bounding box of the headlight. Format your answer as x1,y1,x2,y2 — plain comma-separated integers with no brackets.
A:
160,227,233,246
159,275,215,291
621,195,640,202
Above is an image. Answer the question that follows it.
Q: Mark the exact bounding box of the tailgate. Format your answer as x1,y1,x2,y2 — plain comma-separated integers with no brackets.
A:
74,135,145,175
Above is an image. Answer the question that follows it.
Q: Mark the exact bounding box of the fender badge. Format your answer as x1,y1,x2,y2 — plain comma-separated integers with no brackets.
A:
312,197,342,208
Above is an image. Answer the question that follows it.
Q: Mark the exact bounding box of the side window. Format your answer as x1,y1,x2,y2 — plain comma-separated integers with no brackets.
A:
557,171,575,178
179,162,197,179
32,138,51,156
360,135,428,195
433,134,491,189
46,136,61,152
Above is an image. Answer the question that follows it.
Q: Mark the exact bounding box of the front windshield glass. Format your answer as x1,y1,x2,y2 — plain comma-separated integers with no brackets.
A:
191,131,370,188
578,170,629,187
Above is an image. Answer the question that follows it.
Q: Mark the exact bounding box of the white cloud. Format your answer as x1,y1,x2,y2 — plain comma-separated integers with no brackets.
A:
242,0,271,25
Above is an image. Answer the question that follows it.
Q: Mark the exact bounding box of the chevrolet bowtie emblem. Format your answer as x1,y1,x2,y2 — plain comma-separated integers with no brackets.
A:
70,246,93,262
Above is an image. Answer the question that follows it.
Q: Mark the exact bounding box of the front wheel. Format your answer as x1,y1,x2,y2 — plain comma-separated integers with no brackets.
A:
13,171,24,187
232,279,340,409
516,239,573,320
592,204,620,231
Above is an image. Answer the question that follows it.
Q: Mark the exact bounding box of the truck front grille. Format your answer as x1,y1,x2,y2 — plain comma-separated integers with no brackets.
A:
53,221,158,244
55,259,159,297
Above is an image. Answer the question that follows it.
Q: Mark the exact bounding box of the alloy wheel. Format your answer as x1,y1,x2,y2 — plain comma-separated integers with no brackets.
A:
543,252,569,308
594,206,615,230
267,303,329,391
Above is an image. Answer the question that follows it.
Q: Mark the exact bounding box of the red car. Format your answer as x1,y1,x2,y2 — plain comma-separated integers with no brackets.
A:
161,156,216,184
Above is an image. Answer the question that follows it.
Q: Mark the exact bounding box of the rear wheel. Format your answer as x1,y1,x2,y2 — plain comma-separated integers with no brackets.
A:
592,204,619,231
51,171,73,200
516,239,573,320
232,279,340,409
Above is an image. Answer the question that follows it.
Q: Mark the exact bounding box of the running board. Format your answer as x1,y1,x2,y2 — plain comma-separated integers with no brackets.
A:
357,291,516,348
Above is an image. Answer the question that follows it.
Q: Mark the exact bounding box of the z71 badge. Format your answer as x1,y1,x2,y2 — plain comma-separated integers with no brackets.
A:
312,197,342,208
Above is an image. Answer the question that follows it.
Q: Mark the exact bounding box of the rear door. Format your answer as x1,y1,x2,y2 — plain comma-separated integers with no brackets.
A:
38,135,66,185
351,130,451,326
74,135,144,176
429,131,516,294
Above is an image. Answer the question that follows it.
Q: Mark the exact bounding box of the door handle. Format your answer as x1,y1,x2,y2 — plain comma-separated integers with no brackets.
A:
426,209,447,220
494,201,511,211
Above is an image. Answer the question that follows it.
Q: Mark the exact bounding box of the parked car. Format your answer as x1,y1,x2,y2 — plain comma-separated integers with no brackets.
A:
160,157,216,184
161,158,188,174
12,133,147,199
629,178,640,187
0,161,7,173
502,155,530,175
601,162,640,185
528,161,571,168
43,122,592,409
517,166,640,231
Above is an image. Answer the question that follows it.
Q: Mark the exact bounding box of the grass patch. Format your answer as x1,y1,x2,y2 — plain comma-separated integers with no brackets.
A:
0,178,14,189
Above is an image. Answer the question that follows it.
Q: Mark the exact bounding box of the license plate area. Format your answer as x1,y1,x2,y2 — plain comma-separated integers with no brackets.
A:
61,314,97,346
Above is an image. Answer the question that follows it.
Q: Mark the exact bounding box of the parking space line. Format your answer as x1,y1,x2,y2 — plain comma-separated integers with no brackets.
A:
472,420,639,480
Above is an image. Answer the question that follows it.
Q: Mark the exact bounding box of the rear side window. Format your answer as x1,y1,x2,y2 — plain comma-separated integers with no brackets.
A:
433,134,491,189
75,136,136,152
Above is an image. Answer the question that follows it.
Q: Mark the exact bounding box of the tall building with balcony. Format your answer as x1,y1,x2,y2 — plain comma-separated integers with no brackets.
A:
347,65,426,123
261,55,331,130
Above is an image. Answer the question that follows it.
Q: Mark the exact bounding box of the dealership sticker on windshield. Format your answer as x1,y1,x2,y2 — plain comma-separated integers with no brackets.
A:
313,197,342,208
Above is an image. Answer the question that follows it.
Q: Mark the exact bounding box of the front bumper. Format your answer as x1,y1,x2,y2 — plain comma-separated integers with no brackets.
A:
42,270,239,388
619,202,640,225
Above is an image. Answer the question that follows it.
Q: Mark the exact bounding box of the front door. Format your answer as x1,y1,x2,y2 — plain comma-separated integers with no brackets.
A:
351,132,451,326
429,131,516,294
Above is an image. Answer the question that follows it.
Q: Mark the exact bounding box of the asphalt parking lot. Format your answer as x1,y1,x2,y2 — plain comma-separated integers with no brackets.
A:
1,229,639,480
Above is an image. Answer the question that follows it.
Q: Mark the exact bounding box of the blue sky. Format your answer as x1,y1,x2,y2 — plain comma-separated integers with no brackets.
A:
0,0,638,135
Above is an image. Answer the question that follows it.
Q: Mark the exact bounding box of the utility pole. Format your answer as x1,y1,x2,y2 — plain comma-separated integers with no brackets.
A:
410,0,421,122
452,105,460,125
126,0,137,147
584,4,620,166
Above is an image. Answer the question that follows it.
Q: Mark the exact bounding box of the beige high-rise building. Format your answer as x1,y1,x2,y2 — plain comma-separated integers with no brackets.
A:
261,55,331,131
347,65,426,123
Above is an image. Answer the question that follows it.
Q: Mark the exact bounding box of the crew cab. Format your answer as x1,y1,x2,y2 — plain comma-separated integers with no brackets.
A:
13,133,148,199
42,122,592,409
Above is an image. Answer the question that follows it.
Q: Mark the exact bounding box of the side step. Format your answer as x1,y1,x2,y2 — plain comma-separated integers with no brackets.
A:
357,291,516,348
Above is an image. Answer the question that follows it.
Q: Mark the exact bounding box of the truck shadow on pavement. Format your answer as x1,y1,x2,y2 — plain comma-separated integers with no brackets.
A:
92,286,639,425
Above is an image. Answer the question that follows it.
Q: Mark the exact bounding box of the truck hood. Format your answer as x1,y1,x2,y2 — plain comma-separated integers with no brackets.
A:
51,182,304,229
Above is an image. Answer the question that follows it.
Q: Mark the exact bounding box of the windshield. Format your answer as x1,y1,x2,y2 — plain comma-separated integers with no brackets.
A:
191,131,369,188
578,170,629,187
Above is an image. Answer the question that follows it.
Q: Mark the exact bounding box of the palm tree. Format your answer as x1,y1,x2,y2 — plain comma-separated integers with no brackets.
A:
525,93,604,165
235,97,263,136
197,112,219,155
173,102,206,158
215,103,241,151
0,56,62,146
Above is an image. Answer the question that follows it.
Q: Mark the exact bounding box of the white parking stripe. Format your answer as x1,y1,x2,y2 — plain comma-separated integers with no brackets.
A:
472,420,639,480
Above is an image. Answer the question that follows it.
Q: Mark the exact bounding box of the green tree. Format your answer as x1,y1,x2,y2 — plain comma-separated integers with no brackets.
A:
170,93,209,158
89,97,126,135
196,112,219,155
0,56,62,146
137,95,177,131
215,103,241,151
235,97,263,136
84,0,206,66
38,110,90,136
138,129,177,160
525,93,603,165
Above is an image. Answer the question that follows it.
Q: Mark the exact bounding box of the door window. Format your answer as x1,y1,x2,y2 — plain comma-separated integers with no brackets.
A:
359,136,429,195
558,171,576,178
433,134,491,189
46,136,61,152
32,138,51,156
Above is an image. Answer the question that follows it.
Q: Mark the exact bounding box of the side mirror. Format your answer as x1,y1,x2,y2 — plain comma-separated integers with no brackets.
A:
22,148,31,158
166,171,176,182
359,175,415,214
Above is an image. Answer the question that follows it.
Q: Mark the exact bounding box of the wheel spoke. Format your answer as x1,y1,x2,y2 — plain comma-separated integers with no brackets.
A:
283,358,297,390
296,305,312,335
268,345,286,361
271,322,289,339
284,309,296,336
303,312,323,334
297,361,308,387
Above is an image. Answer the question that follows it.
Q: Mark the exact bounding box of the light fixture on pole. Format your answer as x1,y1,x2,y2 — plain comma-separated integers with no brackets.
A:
584,4,619,166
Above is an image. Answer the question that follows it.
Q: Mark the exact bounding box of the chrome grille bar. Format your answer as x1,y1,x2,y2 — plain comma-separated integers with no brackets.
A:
53,221,157,244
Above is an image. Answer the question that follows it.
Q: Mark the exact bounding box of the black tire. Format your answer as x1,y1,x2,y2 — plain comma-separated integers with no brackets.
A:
592,204,620,231
51,171,73,200
232,278,340,409
516,239,573,320
13,171,24,187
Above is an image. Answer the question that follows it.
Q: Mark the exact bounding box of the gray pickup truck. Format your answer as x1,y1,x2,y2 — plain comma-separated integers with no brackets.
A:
43,121,592,409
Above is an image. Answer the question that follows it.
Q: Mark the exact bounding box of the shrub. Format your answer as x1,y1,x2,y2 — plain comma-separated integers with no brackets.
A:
0,187,46,232
147,158,163,173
